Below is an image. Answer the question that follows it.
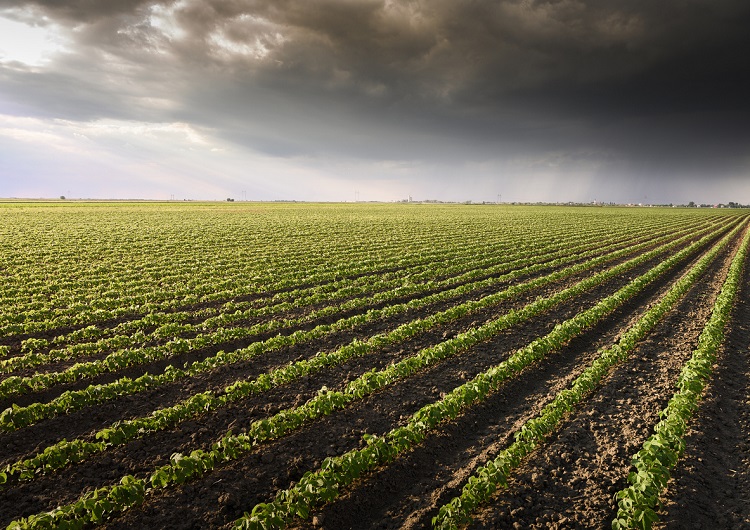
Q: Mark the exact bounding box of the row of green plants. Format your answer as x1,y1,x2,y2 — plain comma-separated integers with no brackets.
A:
0,222,696,481
611,225,750,529
431,221,747,529
0,215,495,332
4,208,697,349
4,220,724,528
0,217,704,423
5,240,492,357
2,217,658,371
2,208,619,335
233,221,740,530
0,227,495,336
1,211,722,342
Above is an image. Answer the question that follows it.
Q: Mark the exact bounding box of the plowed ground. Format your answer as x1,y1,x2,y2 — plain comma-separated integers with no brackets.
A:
0,218,747,530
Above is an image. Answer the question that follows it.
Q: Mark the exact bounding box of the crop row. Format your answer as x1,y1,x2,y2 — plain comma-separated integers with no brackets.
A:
1,214,677,369
0,215,717,432
1,212,702,346
3,206,677,334
0,210,721,339
0,216,722,435
235,220,748,528
4,214,731,528
233,220,741,529
431,220,747,529
0,228,504,336
0,219,494,331
612,223,749,529
0,218,713,481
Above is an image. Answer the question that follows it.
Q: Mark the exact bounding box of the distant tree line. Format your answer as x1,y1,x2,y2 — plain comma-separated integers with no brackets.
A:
685,201,748,208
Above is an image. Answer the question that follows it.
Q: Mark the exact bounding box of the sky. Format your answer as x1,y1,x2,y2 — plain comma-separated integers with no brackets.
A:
0,0,749,204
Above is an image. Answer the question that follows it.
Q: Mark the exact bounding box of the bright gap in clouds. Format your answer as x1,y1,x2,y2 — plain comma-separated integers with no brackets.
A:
0,13,66,66
149,2,187,42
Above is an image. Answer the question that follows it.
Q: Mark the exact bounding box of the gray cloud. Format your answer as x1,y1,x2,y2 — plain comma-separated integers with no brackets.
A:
2,0,749,200
0,0,157,22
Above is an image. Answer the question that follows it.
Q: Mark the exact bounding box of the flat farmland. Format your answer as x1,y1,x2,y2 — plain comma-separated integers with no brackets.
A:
0,202,748,529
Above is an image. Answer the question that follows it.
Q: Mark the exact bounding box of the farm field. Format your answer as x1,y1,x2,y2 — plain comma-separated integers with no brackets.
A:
0,201,748,529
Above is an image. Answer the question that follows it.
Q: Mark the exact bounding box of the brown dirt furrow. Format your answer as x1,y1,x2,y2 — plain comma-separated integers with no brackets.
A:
288,272,671,530
465,229,739,529
0,227,729,528
284,230,738,530
656,248,750,529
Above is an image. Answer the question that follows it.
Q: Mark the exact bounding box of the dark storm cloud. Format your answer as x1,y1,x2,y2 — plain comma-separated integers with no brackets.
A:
2,0,750,181
0,0,157,22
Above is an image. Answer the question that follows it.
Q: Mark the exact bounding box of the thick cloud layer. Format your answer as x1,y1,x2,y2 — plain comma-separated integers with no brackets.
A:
1,0,749,201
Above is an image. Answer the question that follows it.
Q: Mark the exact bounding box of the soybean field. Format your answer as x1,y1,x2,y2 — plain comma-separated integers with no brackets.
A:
0,201,748,529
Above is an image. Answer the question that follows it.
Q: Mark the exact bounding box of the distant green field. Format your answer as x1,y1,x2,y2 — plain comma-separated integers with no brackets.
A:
0,201,747,529
0,201,735,330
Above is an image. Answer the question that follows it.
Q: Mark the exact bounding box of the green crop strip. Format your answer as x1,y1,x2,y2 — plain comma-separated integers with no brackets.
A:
231,222,742,530
11,210,696,361
0,222,699,482
0,210,725,341
611,226,750,530
431,220,748,529
6,206,677,336
4,215,727,529
0,221,482,334
1,221,654,389
0,219,710,432
0,217,666,374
